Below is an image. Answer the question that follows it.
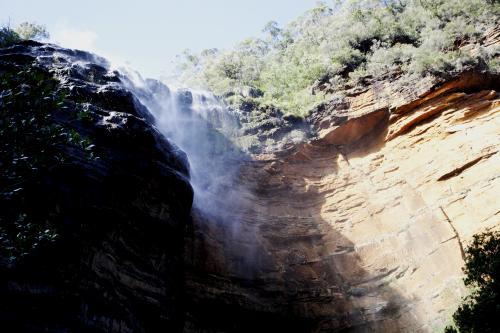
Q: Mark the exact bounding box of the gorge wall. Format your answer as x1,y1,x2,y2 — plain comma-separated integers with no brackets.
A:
0,40,498,333
184,71,500,332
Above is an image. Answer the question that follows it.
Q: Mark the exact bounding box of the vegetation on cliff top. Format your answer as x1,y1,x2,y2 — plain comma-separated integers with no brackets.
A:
0,22,49,48
445,231,500,333
175,0,500,116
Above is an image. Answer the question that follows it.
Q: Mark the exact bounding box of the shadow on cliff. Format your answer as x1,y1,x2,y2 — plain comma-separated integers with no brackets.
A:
182,113,420,332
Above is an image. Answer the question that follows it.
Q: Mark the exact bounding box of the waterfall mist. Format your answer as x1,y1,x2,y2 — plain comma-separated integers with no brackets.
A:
121,71,253,225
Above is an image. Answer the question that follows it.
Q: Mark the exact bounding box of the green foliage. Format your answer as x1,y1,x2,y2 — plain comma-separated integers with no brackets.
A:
0,66,95,264
174,0,499,116
0,26,20,48
0,67,66,191
444,326,458,333
445,231,500,332
14,22,49,41
0,22,49,48
0,67,66,263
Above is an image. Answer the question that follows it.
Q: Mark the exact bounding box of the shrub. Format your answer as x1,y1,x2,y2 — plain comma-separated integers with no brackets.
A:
0,67,65,263
0,22,49,48
14,22,49,41
445,231,500,332
0,26,20,48
0,65,94,265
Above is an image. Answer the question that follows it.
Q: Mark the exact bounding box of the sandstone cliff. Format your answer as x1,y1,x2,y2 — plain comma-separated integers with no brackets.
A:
185,67,500,332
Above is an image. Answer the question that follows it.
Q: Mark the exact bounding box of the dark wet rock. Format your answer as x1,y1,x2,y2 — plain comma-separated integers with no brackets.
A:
0,41,193,332
238,86,263,99
306,96,350,134
234,105,311,153
145,78,171,100
176,89,193,107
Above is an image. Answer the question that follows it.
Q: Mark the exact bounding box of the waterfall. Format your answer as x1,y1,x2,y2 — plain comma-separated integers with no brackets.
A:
120,70,247,221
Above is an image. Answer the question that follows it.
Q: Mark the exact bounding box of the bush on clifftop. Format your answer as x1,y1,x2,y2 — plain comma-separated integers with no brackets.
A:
0,22,49,48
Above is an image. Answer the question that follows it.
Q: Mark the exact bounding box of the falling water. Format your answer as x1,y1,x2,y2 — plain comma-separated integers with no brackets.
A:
120,71,248,221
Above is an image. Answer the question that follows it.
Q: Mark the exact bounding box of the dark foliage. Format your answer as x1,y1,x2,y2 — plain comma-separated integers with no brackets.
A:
0,27,20,48
0,63,95,265
0,66,67,263
445,231,500,332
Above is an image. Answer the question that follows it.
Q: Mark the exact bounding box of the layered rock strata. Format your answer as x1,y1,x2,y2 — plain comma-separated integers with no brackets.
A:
185,70,499,332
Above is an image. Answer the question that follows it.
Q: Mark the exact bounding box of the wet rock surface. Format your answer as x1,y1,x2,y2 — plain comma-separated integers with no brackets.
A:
0,41,193,332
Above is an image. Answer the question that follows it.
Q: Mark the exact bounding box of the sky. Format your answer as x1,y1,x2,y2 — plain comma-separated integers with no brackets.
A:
1,0,318,78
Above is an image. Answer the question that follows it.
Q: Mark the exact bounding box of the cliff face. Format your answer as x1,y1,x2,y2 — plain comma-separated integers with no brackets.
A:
184,70,500,332
0,41,193,332
1,40,498,333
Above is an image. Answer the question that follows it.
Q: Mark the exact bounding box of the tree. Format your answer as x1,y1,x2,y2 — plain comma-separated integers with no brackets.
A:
445,231,500,332
14,22,49,41
262,21,282,41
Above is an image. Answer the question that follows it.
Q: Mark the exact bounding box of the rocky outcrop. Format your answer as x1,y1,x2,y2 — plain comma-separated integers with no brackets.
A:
0,41,193,332
184,68,500,332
